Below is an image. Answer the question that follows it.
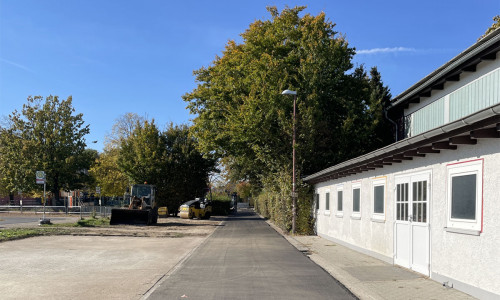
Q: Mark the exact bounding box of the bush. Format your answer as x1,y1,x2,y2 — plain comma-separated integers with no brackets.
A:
254,169,315,235
211,198,231,216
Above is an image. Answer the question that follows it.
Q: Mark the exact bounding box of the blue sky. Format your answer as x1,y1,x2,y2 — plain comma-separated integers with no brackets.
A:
1,0,498,152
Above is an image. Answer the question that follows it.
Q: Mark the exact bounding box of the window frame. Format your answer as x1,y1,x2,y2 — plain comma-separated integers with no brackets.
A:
351,182,361,219
372,178,386,221
446,159,483,232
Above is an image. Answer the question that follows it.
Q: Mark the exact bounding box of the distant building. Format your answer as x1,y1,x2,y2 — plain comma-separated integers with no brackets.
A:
305,28,500,299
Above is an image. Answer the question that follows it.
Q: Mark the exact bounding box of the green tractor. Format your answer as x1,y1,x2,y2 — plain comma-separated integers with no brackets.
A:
110,184,159,225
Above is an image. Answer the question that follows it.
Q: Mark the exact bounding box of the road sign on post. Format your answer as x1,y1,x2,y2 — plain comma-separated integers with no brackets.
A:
36,171,46,184
36,171,50,225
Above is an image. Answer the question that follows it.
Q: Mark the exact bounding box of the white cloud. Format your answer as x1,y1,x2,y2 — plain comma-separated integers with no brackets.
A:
0,58,35,73
356,47,417,55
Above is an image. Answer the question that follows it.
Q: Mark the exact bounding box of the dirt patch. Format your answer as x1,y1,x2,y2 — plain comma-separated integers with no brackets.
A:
0,213,224,239
70,217,224,238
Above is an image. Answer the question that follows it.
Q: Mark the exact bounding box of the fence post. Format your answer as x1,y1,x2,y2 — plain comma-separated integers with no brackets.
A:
80,206,83,220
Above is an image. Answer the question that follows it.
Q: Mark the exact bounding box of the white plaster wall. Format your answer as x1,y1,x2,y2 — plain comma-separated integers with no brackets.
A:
314,138,500,296
430,138,500,295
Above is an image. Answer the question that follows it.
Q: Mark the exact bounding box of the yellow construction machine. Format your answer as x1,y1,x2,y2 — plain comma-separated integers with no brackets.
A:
179,198,212,219
110,184,159,225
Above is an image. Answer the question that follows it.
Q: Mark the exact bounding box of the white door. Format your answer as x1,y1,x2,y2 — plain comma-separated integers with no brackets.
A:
394,173,430,276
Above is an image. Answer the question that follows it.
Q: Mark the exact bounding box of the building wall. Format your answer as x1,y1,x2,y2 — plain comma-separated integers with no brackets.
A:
403,59,500,138
314,138,500,297
405,58,500,115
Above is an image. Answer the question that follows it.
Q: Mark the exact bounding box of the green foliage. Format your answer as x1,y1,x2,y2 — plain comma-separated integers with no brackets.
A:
211,199,232,216
208,191,230,201
89,148,129,197
183,6,393,233
0,227,71,242
0,96,93,200
117,120,166,185
162,123,217,214
115,119,216,214
76,217,110,227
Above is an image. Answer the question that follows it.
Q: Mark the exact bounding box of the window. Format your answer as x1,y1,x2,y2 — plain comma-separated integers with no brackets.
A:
353,190,360,212
336,186,343,217
396,182,409,221
352,183,361,219
447,160,483,232
315,193,319,210
325,192,330,212
372,178,386,221
337,191,343,211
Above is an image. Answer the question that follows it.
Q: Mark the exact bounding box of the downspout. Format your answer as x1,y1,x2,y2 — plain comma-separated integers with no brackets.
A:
384,106,399,142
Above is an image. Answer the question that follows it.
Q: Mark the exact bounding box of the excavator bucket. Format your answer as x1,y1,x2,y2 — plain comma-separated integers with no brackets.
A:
110,208,151,225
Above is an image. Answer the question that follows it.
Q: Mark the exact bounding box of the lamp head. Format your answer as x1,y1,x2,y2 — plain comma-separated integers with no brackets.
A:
281,90,297,95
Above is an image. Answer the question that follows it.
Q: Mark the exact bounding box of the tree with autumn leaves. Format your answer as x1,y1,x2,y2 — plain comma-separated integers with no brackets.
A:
183,6,394,232
0,96,94,202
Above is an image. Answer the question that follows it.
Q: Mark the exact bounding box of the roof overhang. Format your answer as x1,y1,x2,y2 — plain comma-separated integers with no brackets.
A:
304,103,500,184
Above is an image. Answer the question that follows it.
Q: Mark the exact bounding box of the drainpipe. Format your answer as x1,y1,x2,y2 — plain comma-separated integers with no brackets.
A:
384,107,399,142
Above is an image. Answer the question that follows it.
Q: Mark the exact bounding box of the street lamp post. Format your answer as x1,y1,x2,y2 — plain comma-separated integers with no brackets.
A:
282,89,297,234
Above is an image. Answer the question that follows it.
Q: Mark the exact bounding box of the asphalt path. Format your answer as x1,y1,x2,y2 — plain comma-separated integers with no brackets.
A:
147,210,356,300
0,214,76,227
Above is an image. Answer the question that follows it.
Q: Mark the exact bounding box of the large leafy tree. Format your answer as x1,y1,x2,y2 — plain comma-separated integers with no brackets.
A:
89,147,129,197
162,123,217,213
116,120,216,213
183,6,392,184
0,95,92,200
117,119,167,185
183,6,393,232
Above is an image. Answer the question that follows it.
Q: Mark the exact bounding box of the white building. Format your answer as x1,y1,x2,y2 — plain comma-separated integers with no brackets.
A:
305,28,500,299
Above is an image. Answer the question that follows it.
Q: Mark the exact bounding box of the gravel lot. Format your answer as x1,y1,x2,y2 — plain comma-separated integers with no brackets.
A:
0,216,222,299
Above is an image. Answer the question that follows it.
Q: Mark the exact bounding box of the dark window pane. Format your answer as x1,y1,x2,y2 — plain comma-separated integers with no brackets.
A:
422,203,427,223
413,182,417,202
353,188,360,212
315,194,319,209
451,175,476,220
422,181,427,202
397,185,400,202
374,185,384,214
404,183,408,202
337,191,343,211
326,193,330,210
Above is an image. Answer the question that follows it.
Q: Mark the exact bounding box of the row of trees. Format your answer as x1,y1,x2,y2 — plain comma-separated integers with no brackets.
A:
183,6,394,233
91,114,216,213
0,97,216,213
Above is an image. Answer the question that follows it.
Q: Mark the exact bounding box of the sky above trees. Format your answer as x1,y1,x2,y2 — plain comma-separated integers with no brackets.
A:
1,0,498,152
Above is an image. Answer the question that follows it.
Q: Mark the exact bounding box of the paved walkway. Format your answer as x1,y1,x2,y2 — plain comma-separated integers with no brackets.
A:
146,211,356,299
268,220,475,300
